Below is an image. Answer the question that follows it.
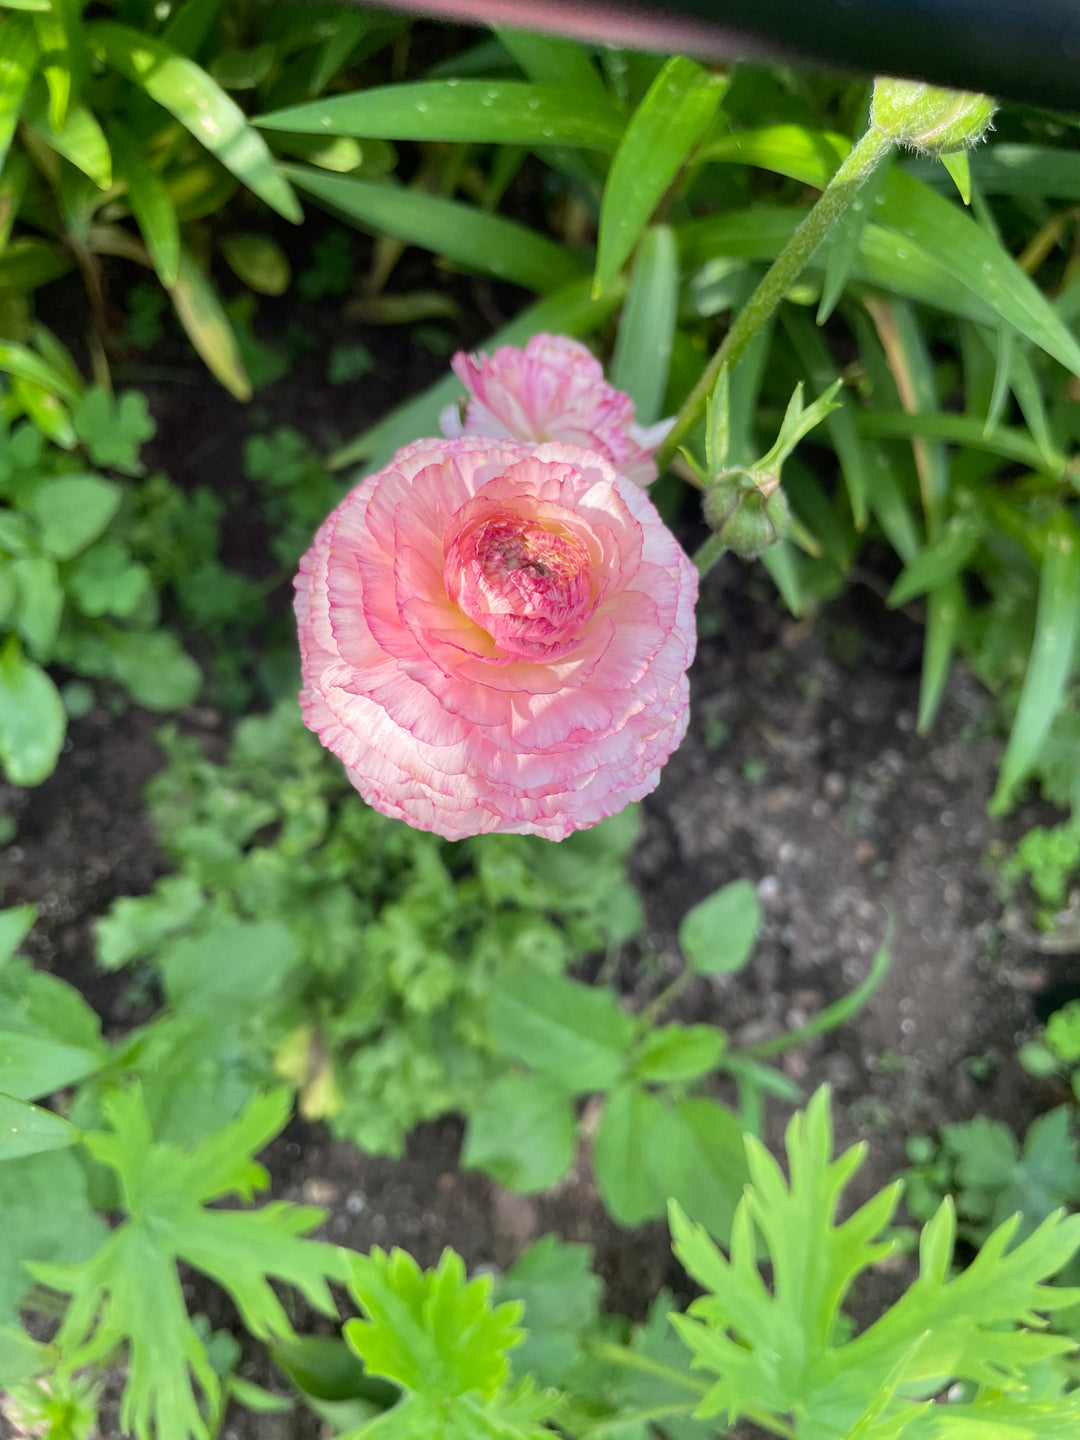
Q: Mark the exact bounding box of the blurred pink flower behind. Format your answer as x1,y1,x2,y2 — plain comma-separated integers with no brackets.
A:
295,435,696,841
440,334,672,488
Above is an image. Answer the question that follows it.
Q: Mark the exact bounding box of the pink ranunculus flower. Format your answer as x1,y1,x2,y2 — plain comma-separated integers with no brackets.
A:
294,435,697,841
440,334,674,489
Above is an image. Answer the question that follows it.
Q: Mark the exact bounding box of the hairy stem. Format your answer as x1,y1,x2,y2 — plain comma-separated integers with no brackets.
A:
657,125,894,470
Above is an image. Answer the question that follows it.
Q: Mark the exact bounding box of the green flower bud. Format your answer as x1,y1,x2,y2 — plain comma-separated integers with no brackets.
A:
704,470,789,560
871,78,996,156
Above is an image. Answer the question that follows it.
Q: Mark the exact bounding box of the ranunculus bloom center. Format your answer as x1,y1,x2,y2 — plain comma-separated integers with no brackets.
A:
445,500,595,661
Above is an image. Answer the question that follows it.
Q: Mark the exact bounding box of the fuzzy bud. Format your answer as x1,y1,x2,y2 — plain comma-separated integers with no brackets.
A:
704,469,790,560
871,78,996,155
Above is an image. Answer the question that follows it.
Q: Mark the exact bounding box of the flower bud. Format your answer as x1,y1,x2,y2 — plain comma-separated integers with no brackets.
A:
871,78,996,155
704,470,790,560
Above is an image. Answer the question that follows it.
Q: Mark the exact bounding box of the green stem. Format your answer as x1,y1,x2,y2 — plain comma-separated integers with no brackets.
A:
692,531,728,576
588,1342,709,1394
639,967,693,1028
582,1402,699,1437
657,125,894,470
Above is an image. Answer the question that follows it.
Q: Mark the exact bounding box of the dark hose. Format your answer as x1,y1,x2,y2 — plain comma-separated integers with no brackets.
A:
364,0,1080,112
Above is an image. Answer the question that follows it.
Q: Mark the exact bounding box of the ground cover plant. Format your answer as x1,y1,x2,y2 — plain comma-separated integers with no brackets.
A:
5,5,1080,1440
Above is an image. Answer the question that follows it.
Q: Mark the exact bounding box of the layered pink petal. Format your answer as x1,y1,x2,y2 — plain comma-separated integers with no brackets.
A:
442,334,669,489
294,433,696,841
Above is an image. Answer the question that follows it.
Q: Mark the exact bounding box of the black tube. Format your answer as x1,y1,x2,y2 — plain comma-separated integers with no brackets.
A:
364,0,1080,112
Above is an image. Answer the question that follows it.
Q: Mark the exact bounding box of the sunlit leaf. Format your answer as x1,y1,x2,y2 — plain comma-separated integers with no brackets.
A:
875,170,1080,377
286,165,584,294
495,26,611,107
940,149,972,204
679,880,760,975
168,246,252,400
257,80,623,151
0,1093,78,1160
991,512,1080,815
0,14,36,170
109,119,180,286
23,90,111,189
0,635,64,787
917,577,963,736
32,0,78,131
887,514,980,610
610,223,678,427
595,56,725,294
89,21,301,222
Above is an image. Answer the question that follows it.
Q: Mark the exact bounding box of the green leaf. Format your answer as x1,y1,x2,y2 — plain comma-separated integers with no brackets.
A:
917,577,962,735
67,542,150,618
679,880,760,975
818,160,888,324
991,512,1080,815
886,513,982,608
0,1091,78,1159
700,123,849,186
595,56,725,294
308,7,371,95
0,337,82,403
874,170,1080,377
461,1072,576,1193
0,635,64,785
158,920,297,1024
783,307,873,530
95,875,205,969
103,629,201,710
345,1247,524,1399
0,1030,101,1101
12,555,63,656
610,223,678,427
257,80,623,150
0,1148,106,1326
89,22,301,223
219,232,290,295
678,209,1041,333
72,387,155,474
0,1323,50,1388
698,127,1080,373
670,1089,1080,1436
168,247,252,400
0,236,73,291
0,904,35,966
593,1082,675,1226
487,969,636,1093
0,14,38,171
940,149,972,205
497,1236,601,1388
0,148,29,252
664,1097,751,1245
32,474,122,559
495,27,611,108
109,119,180,287
945,1108,1080,1242
286,166,584,294
23,90,111,189
631,1023,727,1084
32,0,77,132
31,1088,344,1440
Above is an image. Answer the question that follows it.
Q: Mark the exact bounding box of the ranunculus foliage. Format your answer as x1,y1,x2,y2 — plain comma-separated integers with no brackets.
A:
440,334,672,488
295,436,697,840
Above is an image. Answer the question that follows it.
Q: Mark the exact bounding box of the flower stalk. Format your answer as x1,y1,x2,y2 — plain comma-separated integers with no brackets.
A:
656,123,895,474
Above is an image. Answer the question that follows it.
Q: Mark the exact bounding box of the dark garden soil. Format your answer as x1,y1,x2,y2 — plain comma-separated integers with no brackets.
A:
2,293,1074,1437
